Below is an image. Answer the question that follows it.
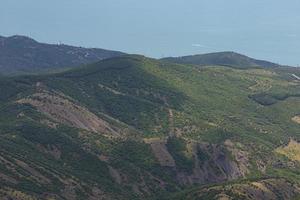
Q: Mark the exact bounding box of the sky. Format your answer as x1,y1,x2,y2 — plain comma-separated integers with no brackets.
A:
0,0,300,66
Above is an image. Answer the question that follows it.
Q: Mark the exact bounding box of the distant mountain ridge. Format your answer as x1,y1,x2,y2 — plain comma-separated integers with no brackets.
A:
0,35,125,75
162,51,282,68
0,35,286,76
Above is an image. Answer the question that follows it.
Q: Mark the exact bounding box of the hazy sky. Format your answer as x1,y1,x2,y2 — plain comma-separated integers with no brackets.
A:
1,0,300,65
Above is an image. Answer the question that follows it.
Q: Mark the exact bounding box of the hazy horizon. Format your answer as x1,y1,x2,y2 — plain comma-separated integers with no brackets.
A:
1,0,300,66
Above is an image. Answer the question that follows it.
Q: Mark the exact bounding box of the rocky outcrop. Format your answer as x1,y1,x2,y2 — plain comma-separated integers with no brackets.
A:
176,141,249,185
145,137,249,185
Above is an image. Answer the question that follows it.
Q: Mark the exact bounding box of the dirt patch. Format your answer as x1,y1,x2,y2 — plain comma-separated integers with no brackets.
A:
98,154,110,162
37,144,61,160
292,116,300,124
40,119,58,129
144,138,175,167
17,91,119,136
249,79,272,92
108,166,122,184
98,83,124,95
276,139,300,162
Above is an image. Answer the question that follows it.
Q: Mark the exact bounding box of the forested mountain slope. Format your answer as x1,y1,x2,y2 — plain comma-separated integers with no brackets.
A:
0,55,299,199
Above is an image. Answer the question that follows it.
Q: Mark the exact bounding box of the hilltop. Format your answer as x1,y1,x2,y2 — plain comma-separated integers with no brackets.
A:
162,51,282,69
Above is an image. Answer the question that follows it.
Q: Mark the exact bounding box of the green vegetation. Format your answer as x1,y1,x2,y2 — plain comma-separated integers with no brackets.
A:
0,54,299,199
